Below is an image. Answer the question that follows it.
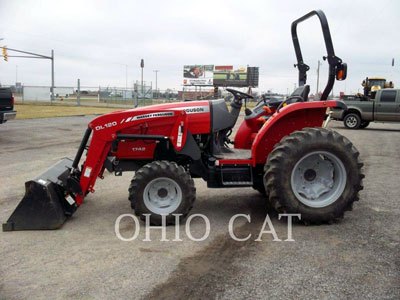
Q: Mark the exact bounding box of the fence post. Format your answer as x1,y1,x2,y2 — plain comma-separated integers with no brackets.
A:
134,92,138,108
77,79,81,106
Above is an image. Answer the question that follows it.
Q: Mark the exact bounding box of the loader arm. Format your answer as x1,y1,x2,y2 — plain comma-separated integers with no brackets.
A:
2,108,189,231
73,109,188,205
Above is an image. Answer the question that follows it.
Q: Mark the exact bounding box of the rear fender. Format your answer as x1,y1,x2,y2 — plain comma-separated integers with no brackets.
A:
251,100,341,165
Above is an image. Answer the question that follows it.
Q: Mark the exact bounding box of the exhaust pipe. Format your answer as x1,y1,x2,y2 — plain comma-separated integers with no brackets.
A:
2,158,77,231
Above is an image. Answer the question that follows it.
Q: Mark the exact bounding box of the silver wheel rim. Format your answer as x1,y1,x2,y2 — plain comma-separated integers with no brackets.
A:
290,151,347,208
345,116,357,128
143,177,182,214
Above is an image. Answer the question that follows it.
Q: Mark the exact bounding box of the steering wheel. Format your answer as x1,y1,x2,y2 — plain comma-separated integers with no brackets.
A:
256,95,277,106
226,88,254,101
255,96,267,106
276,96,304,113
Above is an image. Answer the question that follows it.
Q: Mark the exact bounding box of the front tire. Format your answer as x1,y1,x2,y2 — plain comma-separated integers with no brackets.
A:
264,128,364,224
343,113,361,129
128,161,196,225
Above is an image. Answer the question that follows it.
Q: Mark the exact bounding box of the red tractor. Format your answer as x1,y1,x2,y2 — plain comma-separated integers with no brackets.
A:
3,10,363,231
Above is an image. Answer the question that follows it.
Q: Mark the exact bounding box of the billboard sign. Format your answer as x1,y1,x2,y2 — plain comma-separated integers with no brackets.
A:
213,66,247,87
183,65,259,87
183,65,214,86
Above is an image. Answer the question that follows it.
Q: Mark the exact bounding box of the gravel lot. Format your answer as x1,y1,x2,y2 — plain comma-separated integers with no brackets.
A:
0,115,399,299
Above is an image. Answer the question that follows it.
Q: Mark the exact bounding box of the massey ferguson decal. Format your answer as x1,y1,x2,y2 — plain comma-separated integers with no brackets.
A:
120,112,175,124
169,105,210,114
134,112,175,120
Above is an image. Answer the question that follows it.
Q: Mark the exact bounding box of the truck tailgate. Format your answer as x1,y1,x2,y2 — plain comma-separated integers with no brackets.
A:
0,88,13,111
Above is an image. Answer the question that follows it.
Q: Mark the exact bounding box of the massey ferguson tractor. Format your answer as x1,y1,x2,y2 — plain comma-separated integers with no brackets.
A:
3,10,364,231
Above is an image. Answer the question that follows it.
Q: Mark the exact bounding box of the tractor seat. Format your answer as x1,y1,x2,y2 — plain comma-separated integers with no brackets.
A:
287,85,310,103
266,85,310,109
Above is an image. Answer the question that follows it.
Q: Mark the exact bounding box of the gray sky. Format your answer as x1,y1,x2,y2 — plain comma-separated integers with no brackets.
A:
0,0,399,94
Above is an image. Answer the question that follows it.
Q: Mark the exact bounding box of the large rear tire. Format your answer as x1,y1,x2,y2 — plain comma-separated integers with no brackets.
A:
264,128,364,224
128,161,196,225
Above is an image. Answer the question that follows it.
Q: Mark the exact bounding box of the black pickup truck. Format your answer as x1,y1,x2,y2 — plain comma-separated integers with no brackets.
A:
0,87,16,124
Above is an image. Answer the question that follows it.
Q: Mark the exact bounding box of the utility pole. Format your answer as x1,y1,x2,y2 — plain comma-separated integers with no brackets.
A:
15,65,18,83
153,70,159,99
51,50,54,102
316,60,321,98
125,65,128,90
140,59,144,102
77,78,81,106
391,58,395,83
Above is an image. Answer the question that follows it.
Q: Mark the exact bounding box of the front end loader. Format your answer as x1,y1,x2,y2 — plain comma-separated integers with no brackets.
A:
3,10,364,231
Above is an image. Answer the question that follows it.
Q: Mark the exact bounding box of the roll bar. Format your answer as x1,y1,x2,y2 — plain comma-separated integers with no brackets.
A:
291,10,347,100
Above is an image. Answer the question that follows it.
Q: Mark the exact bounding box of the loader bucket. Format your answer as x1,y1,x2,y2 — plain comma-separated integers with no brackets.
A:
2,158,76,231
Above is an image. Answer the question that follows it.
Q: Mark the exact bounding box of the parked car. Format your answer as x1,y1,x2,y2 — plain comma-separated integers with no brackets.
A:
0,87,16,124
331,88,400,129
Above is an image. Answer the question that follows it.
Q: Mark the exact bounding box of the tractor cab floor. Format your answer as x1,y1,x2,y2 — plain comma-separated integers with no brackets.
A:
214,148,252,160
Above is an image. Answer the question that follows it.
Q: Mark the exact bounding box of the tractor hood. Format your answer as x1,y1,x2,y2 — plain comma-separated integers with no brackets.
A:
108,100,212,135
142,100,211,134
139,100,210,114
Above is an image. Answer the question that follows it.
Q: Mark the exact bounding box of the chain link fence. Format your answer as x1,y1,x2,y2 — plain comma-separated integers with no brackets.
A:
1,82,180,108
2,82,262,107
